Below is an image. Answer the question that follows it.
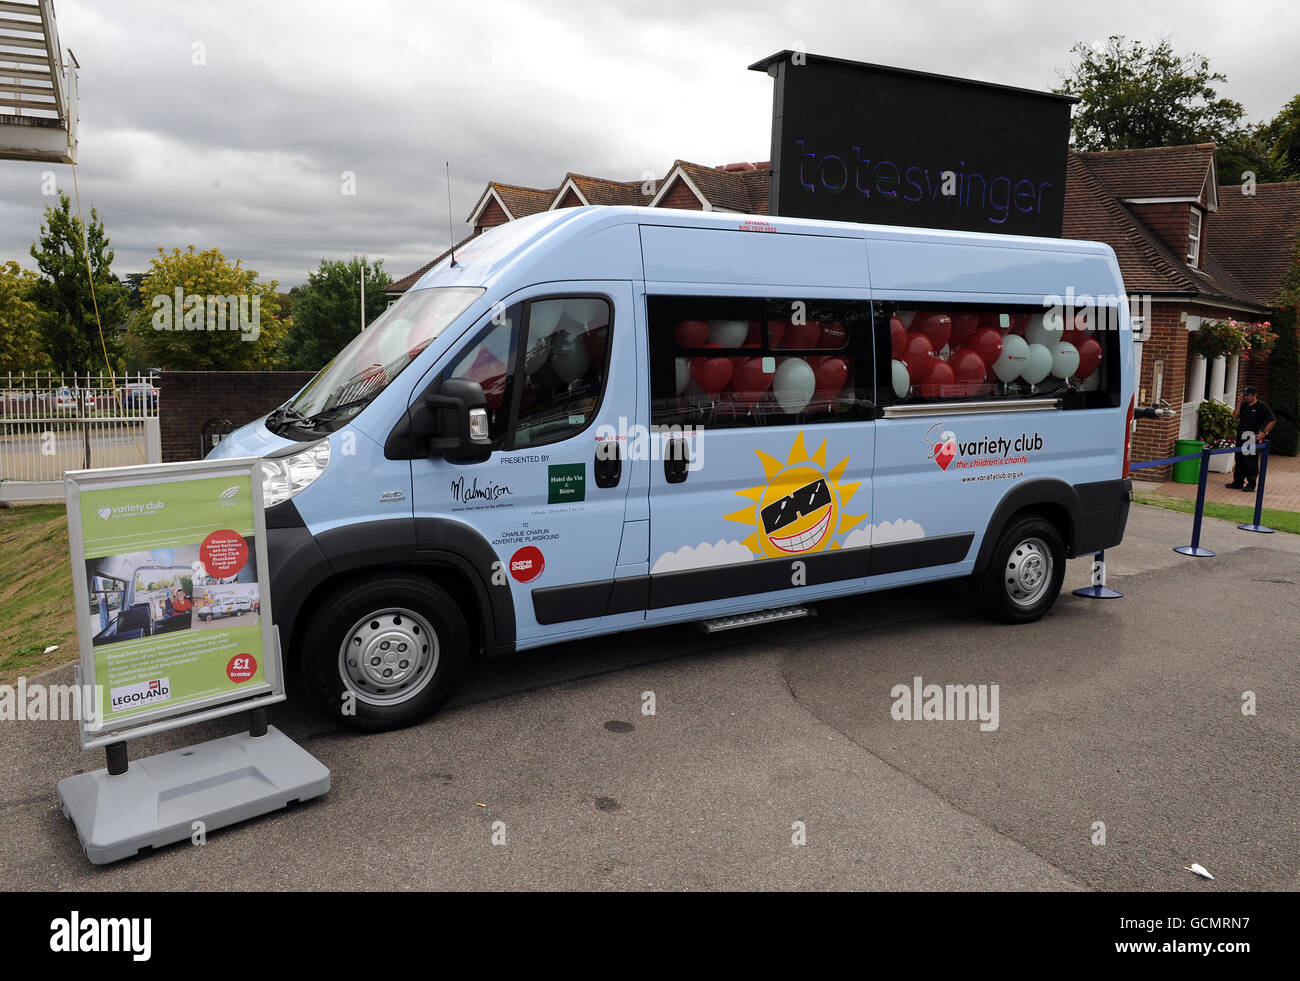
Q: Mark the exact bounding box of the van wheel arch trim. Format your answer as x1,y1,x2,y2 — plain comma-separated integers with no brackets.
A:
281,517,516,659
973,478,1082,574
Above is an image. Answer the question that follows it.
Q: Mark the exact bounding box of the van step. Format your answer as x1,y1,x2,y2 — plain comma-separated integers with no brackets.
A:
697,606,810,633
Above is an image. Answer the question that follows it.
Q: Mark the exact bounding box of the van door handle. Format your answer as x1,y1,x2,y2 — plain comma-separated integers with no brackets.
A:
664,437,690,484
595,439,622,488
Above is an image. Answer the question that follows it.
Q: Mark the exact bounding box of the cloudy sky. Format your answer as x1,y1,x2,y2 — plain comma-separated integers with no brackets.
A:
2,0,1297,287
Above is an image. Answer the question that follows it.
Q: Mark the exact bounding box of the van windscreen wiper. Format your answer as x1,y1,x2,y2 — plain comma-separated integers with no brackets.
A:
266,404,321,435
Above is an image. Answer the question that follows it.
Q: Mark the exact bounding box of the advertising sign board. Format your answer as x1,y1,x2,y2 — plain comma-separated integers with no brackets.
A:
65,457,284,749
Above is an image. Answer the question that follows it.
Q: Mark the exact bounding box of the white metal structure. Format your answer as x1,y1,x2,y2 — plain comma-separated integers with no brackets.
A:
0,0,78,164
1,372,161,500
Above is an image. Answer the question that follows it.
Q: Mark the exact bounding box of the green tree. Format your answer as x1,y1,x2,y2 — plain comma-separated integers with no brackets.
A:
276,284,303,321
27,193,130,375
126,246,284,370
284,257,392,371
122,272,147,310
1055,36,1248,152
1271,241,1300,455
0,261,52,374
1256,94,1300,181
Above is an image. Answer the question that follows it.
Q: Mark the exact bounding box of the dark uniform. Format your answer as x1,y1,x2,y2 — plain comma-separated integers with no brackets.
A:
1232,398,1276,489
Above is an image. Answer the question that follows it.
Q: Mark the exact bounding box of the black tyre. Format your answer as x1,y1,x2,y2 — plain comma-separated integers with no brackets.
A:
299,573,469,732
974,514,1066,624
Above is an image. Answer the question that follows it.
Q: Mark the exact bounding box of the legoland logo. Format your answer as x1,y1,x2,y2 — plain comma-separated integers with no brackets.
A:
110,677,171,710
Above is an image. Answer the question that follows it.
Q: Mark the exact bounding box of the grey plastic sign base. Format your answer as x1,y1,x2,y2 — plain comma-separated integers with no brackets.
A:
57,725,330,865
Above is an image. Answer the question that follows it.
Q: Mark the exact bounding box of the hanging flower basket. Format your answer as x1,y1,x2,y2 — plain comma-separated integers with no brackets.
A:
1190,318,1277,361
1242,320,1277,361
1189,319,1247,360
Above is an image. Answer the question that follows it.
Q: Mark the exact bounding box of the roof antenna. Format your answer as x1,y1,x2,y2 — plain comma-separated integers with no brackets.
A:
445,161,458,267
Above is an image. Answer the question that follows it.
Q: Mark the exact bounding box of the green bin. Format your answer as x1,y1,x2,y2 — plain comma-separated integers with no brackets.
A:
1172,439,1204,484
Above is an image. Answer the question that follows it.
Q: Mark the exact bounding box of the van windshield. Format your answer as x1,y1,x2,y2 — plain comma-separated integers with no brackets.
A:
272,286,484,435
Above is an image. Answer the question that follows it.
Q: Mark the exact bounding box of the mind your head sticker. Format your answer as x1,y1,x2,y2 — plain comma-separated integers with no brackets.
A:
726,431,867,558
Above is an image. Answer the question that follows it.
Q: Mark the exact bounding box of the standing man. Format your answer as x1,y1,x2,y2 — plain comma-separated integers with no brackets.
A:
1227,386,1276,491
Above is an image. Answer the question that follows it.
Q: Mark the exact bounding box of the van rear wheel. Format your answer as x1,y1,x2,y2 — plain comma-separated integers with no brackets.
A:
300,574,468,732
975,515,1066,624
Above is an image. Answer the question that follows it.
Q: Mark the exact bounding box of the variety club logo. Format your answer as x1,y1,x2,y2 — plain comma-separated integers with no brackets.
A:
926,422,1043,472
92,499,165,521
727,431,867,557
925,425,959,471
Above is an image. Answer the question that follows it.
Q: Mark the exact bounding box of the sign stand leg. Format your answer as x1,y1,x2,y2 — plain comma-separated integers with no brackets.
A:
105,741,128,776
249,708,268,738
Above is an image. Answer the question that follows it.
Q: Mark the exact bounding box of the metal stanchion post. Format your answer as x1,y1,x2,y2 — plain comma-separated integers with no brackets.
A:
1072,549,1123,599
1174,446,1216,557
1238,440,1275,534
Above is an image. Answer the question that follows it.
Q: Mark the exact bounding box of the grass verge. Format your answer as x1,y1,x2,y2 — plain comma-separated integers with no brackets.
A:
0,503,78,684
1134,493,1300,535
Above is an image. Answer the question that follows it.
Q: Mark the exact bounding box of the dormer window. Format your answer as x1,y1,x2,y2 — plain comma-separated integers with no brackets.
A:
1188,209,1202,265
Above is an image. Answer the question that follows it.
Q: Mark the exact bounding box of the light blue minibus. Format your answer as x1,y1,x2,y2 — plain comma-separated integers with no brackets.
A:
210,206,1135,731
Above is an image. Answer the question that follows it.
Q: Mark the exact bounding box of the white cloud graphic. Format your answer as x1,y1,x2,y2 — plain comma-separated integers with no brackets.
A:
841,519,925,550
651,540,754,574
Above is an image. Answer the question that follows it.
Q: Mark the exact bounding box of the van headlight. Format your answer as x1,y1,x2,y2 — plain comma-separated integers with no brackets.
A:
261,439,331,507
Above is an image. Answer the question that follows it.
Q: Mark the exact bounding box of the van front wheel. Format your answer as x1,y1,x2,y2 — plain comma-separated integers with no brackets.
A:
300,574,468,732
975,515,1066,624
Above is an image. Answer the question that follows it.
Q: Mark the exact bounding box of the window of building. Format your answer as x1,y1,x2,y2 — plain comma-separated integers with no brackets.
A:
1188,209,1202,265
875,301,1121,410
648,296,874,429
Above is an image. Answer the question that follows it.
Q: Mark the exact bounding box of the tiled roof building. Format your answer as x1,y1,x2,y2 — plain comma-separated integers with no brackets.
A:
388,145,1300,472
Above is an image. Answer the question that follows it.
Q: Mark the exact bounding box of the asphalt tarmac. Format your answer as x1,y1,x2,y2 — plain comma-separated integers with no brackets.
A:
2,504,1297,890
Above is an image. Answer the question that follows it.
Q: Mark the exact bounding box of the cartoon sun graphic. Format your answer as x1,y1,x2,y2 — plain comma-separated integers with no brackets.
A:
726,431,867,558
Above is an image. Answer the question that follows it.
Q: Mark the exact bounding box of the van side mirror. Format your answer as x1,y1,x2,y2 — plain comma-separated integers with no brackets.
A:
411,378,493,464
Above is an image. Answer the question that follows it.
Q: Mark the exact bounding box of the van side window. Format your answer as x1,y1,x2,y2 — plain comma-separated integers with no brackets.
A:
512,296,612,449
440,303,521,447
648,296,873,429
874,301,1121,409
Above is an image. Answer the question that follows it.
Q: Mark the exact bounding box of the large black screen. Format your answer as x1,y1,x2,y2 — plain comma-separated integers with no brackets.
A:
751,53,1074,237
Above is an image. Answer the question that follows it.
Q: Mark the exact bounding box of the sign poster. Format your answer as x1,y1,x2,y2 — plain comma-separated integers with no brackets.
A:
66,458,282,747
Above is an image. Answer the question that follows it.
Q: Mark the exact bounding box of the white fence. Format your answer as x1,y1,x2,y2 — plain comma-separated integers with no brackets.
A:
1,372,162,501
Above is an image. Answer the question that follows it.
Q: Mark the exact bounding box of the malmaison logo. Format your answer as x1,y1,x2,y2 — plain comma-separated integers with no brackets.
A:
93,500,165,521
110,677,171,711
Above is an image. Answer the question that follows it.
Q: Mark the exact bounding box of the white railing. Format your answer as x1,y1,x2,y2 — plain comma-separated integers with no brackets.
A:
1,371,161,496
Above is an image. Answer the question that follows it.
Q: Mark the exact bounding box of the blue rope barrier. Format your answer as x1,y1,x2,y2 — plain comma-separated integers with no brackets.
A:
1129,454,1195,470
1130,445,1243,470
1075,441,1273,599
